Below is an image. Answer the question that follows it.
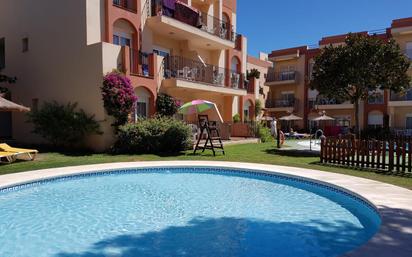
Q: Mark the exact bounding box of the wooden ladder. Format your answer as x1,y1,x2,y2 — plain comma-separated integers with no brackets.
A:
194,115,225,156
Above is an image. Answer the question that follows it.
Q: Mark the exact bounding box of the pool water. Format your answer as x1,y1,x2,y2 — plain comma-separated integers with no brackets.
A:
0,168,380,257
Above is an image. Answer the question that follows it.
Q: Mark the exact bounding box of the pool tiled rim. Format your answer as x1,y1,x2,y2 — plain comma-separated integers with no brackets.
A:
1,161,411,257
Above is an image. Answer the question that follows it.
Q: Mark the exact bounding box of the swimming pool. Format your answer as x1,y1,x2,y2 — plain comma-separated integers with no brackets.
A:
0,167,381,257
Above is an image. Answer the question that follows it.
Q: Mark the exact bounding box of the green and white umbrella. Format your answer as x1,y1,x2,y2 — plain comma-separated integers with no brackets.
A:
178,100,223,122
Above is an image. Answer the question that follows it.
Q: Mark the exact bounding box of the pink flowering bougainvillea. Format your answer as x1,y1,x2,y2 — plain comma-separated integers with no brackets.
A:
101,71,137,127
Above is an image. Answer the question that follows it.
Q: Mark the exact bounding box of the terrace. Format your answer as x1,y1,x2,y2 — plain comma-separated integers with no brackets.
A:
266,69,299,85
389,89,412,107
146,0,236,49
112,0,137,13
162,55,247,96
308,97,354,110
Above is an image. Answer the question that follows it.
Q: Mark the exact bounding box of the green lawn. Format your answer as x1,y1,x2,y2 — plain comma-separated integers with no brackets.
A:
1,142,412,190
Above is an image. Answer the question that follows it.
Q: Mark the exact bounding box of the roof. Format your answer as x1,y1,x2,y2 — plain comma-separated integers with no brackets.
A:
268,46,308,58
247,55,272,68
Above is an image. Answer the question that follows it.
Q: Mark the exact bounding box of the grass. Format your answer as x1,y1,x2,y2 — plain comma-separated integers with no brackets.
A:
1,142,412,190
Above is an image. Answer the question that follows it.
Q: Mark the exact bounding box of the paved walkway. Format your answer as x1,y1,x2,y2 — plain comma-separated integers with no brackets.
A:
1,161,411,257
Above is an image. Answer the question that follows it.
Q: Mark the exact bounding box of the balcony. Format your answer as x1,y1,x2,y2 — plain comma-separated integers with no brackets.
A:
367,94,384,105
162,55,247,96
266,98,299,111
266,70,298,85
112,0,137,13
147,0,236,49
309,97,353,110
389,90,412,107
129,49,154,78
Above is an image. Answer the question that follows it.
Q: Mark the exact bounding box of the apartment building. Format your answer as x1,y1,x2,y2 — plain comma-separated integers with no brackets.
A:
246,53,273,119
0,0,258,150
265,17,412,134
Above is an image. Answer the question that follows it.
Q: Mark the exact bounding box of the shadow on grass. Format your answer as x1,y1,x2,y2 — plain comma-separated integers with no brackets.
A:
265,148,320,158
54,216,380,257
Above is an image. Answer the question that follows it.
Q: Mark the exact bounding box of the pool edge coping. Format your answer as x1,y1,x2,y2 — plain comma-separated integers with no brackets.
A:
1,161,411,257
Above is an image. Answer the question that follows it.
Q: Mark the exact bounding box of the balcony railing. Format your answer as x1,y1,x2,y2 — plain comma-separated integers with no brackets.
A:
368,94,384,104
390,90,412,101
266,70,297,83
163,55,246,90
130,49,153,77
113,0,137,13
308,97,346,108
151,0,236,42
266,98,298,109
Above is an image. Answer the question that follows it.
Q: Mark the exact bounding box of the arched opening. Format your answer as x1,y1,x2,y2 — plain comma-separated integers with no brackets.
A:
230,56,241,88
231,56,240,73
243,100,254,122
112,19,138,49
368,111,384,129
222,12,231,40
134,86,153,120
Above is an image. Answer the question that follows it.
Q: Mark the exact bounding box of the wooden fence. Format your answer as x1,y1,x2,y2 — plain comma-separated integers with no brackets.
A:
320,137,412,173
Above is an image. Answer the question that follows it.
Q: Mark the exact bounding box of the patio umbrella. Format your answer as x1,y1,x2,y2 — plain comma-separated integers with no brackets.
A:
0,96,30,112
278,113,302,121
260,116,273,121
309,112,335,150
311,113,335,121
178,99,223,122
278,113,302,133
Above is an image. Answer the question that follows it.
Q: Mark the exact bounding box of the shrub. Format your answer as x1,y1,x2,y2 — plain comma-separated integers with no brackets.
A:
101,71,137,127
247,68,261,79
27,101,102,147
233,113,241,123
256,123,273,143
156,93,180,117
114,116,192,154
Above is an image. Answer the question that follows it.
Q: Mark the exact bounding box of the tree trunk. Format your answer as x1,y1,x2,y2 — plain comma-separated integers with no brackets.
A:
354,99,361,139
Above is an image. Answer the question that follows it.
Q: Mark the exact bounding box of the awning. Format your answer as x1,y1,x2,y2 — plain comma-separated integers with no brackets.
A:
0,96,30,112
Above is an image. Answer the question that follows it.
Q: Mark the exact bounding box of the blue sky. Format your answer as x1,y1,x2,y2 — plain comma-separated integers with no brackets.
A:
237,0,412,56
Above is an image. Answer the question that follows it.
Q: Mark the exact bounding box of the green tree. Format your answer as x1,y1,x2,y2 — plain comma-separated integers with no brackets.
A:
310,33,411,136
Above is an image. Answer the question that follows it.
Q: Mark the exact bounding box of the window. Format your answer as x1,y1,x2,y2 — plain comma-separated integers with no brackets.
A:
335,117,351,127
243,101,251,121
280,92,295,107
153,49,169,58
368,90,384,104
406,116,412,129
113,34,131,47
279,66,295,81
0,38,5,70
368,112,384,129
134,87,151,121
308,61,315,80
135,102,147,119
407,89,412,101
407,42,412,59
22,38,29,52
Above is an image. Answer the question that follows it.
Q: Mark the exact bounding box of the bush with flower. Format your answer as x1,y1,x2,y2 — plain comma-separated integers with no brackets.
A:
101,71,137,127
